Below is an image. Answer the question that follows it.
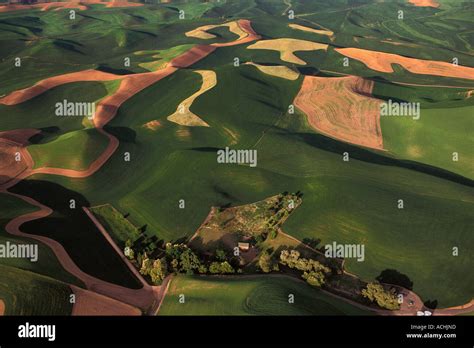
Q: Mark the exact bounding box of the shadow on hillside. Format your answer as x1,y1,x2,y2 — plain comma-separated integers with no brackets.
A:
96,65,135,75
104,126,136,143
8,179,143,289
376,269,413,290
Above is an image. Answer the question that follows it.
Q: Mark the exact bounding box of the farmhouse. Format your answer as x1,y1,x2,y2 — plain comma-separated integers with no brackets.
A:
238,242,250,251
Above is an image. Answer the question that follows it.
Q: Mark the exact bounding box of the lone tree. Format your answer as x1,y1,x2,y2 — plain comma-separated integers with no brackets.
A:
361,282,400,310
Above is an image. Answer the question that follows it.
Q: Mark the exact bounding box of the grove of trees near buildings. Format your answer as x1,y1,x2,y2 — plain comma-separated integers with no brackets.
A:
361,282,400,310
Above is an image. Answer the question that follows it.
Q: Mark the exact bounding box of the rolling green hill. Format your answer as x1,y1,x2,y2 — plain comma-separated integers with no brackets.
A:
159,275,372,315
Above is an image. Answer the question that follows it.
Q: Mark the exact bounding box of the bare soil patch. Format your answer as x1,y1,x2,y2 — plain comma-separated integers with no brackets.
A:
71,285,141,315
0,299,4,315
0,70,122,106
143,120,162,131
294,75,384,149
336,47,474,80
408,0,439,8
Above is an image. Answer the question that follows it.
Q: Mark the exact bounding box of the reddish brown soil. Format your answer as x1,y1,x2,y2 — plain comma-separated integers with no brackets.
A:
0,129,40,186
170,45,216,68
0,20,261,314
408,0,439,8
294,75,384,149
336,47,474,80
0,1,143,12
0,299,4,315
0,70,122,106
70,285,141,315
0,129,40,146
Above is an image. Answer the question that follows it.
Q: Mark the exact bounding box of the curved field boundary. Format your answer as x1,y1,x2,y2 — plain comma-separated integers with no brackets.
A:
289,23,334,37
294,75,384,150
0,70,123,106
2,190,160,311
0,1,143,13
186,20,248,40
335,47,474,81
320,69,474,89
433,299,474,316
245,62,300,80
0,19,261,314
167,70,215,127
0,299,4,315
211,19,261,47
247,38,328,65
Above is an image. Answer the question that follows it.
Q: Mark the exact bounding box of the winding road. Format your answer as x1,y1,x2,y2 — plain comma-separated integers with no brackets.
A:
0,19,260,315
0,16,471,316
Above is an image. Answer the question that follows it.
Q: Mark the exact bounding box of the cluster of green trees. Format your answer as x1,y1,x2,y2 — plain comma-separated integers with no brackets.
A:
139,255,168,284
264,192,303,240
279,249,331,287
258,250,279,273
361,282,400,310
209,261,235,274
125,241,241,285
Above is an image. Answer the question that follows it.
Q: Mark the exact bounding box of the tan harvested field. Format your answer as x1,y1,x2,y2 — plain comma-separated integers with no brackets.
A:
336,47,474,80
289,23,334,37
167,70,215,127
71,285,141,316
245,62,300,80
408,0,439,8
0,299,4,315
247,38,328,65
211,19,261,47
294,75,384,150
186,20,248,40
185,19,260,47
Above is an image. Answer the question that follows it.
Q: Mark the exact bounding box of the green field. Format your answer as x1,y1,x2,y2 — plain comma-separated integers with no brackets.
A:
0,264,73,315
90,204,140,246
374,81,474,179
0,192,83,286
28,128,110,170
159,275,372,315
24,63,473,307
0,0,472,315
